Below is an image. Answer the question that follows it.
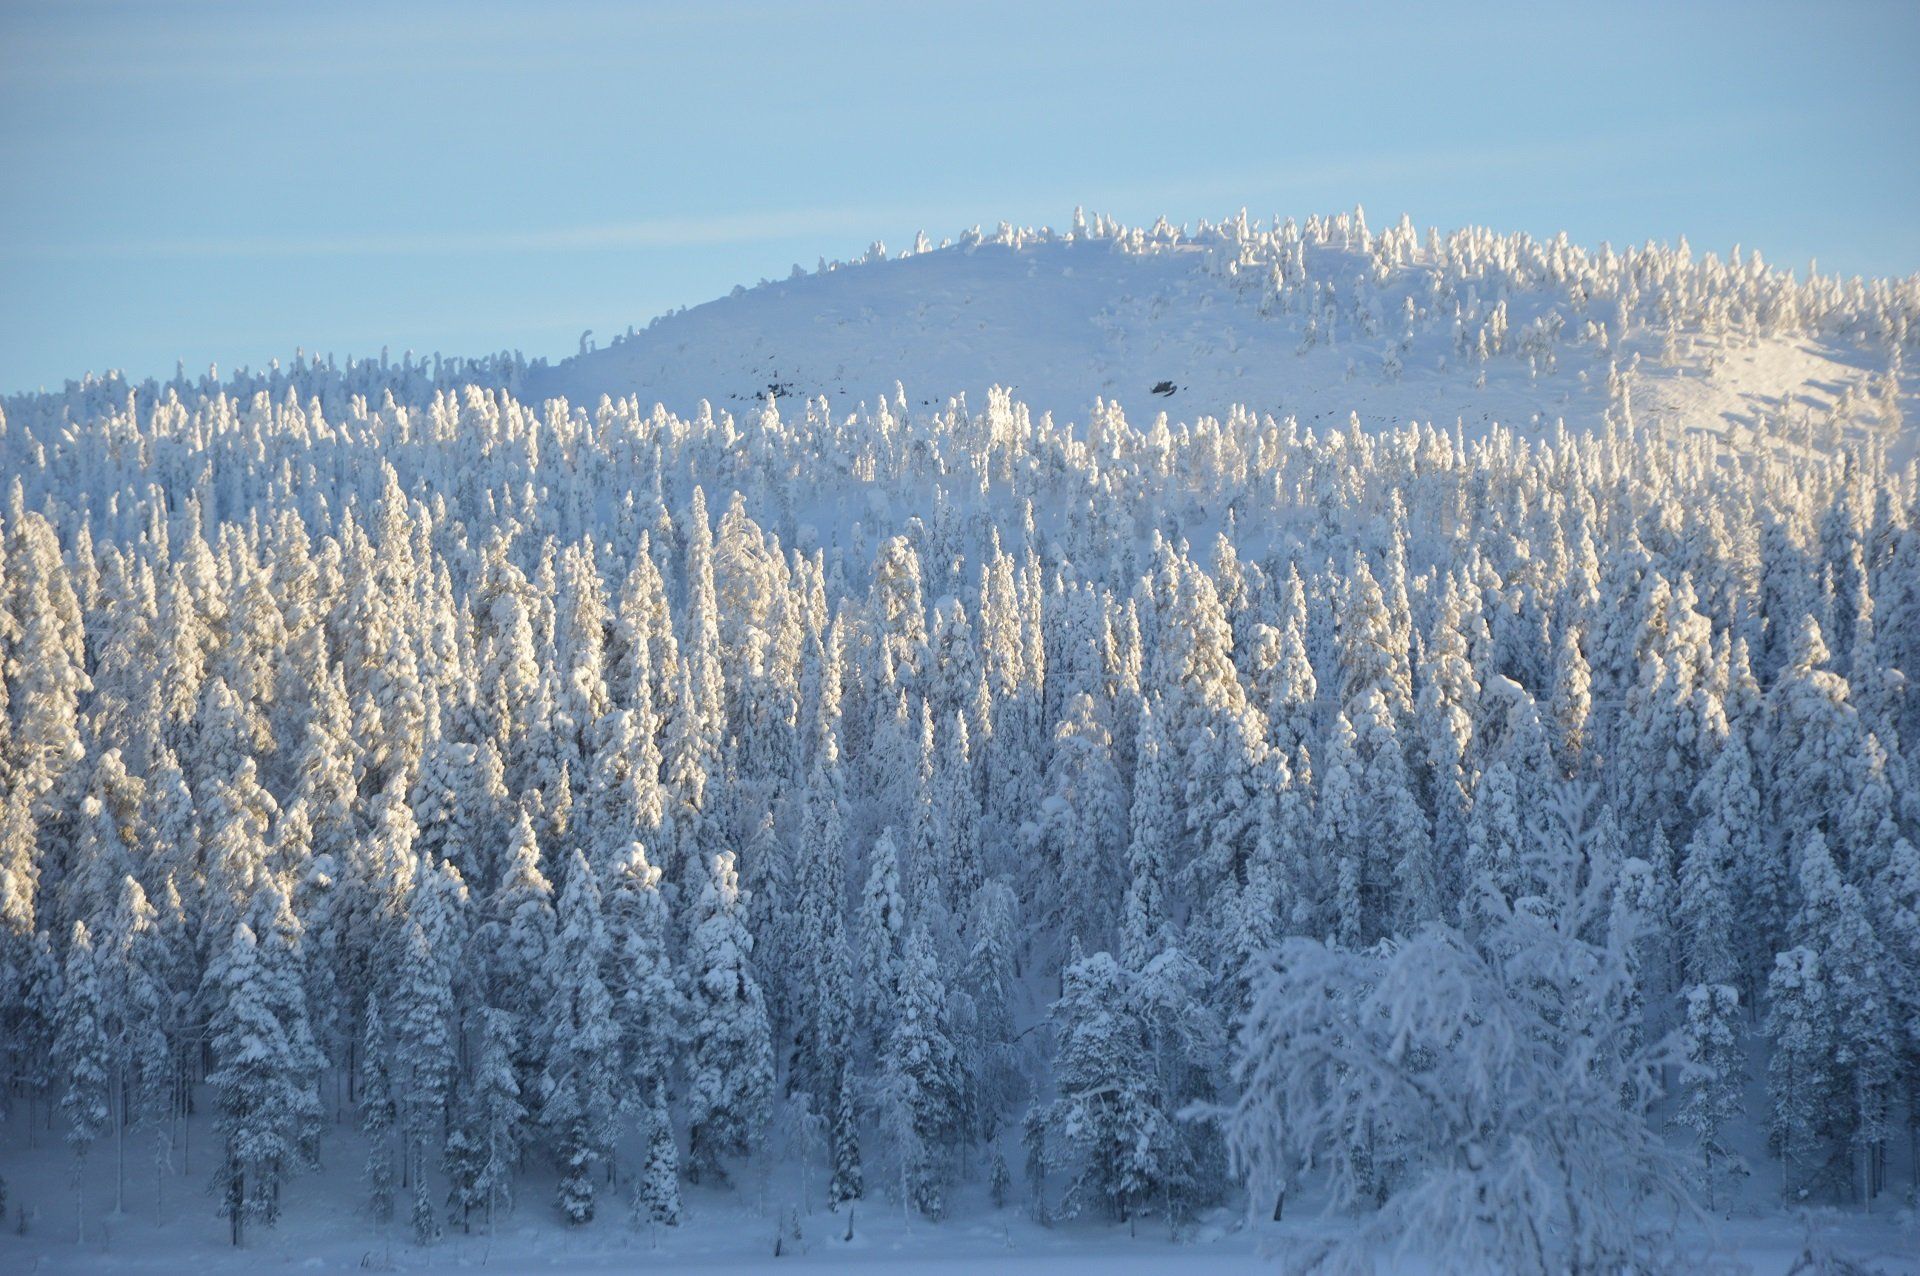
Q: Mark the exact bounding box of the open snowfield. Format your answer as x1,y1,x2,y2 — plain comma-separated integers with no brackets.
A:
1,1107,1914,1275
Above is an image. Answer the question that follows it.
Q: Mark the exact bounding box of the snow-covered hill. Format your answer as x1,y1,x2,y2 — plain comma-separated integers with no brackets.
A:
532,211,1912,460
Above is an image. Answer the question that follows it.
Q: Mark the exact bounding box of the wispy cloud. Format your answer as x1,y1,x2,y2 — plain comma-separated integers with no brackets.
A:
12,121,1757,267
16,205,939,262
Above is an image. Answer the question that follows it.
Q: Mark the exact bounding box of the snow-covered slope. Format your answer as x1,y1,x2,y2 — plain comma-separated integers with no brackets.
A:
531,213,1912,458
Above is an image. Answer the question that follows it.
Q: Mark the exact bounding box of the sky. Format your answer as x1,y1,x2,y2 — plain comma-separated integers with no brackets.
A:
3,0,1917,394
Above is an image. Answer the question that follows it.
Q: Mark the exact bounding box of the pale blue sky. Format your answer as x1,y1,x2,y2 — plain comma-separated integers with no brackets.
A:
3,0,1916,393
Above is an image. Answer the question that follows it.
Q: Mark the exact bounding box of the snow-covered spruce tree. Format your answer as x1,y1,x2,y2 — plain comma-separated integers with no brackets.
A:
5,924,62,1147
57,767,138,943
250,883,326,1170
95,874,174,1214
929,708,983,915
960,876,1024,1142
902,700,950,937
1784,829,1896,1202
441,1114,484,1235
1616,573,1724,848
1219,751,1309,1016
1335,552,1413,724
1029,948,1182,1226
1681,740,1749,992
787,752,847,1097
1130,944,1227,1221
1766,945,1837,1203
1317,712,1369,948
203,923,301,1247
634,1079,682,1226
540,848,618,1224
359,994,399,1225
198,757,280,965
389,918,453,1241
1259,565,1318,782
1120,701,1177,972
602,841,680,1133
1352,687,1438,938
1678,982,1746,1210
877,923,961,1219
1767,616,1865,858
1674,791,1748,1208
818,912,863,1209
1415,571,1481,885
5,516,90,815
488,809,556,1107
858,824,907,1055
1548,620,1592,775
53,920,110,1242
1459,755,1522,937
683,851,774,1184
1036,691,1127,952
1875,832,1920,1177
1160,550,1267,970
466,1007,525,1230
1224,781,1695,1274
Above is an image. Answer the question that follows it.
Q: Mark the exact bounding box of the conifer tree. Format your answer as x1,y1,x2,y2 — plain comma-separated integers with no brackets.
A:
468,1007,525,1229
96,874,173,1213
634,1079,682,1226
204,923,299,1246
250,883,326,1168
54,920,110,1242
962,877,1023,1140
787,754,847,1094
1766,946,1836,1202
1678,816,1737,990
818,916,863,1208
1120,704,1177,972
359,995,399,1225
1788,830,1895,1201
1678,982,1745,1209
859,826,907,1052
684,851,774,1184
388,919,453,1239
929,709,983,913
489,810,556,1097
1030,949,1173,1223
879,924,961,1219
1039,692,1127,952
1460,758,1522,935
541,849,618,1223
1318,714,1367,948
1417,574,1480,878
602,842,679,1130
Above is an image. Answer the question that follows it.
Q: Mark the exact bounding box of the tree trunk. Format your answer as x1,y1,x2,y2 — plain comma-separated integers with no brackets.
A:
115,1074,127,1215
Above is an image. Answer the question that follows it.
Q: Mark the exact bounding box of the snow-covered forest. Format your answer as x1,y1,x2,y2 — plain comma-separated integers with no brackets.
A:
1,210,1917,1273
